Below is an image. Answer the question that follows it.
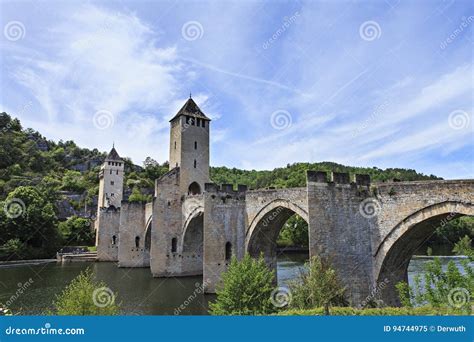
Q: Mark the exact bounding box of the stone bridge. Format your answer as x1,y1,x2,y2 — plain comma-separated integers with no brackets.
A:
118,168,473,306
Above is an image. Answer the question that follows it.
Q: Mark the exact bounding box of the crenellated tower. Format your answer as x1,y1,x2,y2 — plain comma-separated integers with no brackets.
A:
169,97,211,195
98,146,124,209
95,145,124,261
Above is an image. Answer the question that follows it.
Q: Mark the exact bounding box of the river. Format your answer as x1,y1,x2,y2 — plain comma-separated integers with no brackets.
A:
0,254,470,315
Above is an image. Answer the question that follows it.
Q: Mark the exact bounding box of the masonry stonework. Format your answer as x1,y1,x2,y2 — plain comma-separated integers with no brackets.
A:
95,98,473,307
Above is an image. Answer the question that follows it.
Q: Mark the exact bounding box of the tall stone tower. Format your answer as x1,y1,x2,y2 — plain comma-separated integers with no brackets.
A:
169,97,211,195
95,146,124,261
97,146,124,209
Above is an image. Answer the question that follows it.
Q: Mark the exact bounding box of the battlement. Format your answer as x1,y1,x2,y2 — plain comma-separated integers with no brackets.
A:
204,183,248,194
306,170,371,186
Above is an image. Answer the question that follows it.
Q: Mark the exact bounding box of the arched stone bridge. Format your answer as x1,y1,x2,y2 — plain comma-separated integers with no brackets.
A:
123,168,473,306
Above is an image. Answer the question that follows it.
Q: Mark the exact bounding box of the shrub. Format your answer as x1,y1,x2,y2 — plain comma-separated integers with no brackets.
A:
280,306,465,316
51,268,120,315
289,256,346,314
396,257,473,314
59,216,94,245
209,254,276,315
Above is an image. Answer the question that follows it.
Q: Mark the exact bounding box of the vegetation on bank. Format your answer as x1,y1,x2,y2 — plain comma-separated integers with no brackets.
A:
211,239,473,316
209,254,277,315
50,269,120,315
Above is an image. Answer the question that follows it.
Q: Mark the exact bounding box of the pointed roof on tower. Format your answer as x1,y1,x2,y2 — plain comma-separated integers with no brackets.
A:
106,145,121,161
169,97,211,122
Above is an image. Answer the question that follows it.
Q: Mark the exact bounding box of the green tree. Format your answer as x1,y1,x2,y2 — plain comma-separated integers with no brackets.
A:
59,216,94,246
396,257,473,313
452,235,473,260
278,215,308,247
52,269,120,315
0,186,61,258
289,256,347,314
128,187,152,203
61,170,86,192
209,254,276,315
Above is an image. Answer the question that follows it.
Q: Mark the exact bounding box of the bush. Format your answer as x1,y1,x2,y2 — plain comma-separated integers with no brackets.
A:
452,235,473,260
289,256,346,314
396,257,473,314
280,306,466,316
59,216,94,246
128,187,152,203
51,268,120,315
209,254,276,315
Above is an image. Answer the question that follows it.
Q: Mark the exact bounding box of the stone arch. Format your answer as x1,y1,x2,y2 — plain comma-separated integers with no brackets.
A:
245,199,309,273
180,207,204,275
374,201,474,306
188,182,201,195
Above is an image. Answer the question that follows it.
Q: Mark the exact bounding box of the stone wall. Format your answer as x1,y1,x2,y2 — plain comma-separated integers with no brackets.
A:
306,171,375,306
203,184,247,293
118,201,150,267
96,208,120,261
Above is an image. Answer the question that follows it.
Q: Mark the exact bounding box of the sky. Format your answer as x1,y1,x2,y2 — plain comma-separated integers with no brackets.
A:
0,0,473,179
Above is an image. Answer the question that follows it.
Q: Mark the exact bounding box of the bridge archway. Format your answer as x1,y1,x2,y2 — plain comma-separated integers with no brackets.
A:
181,207,204,275
245,199,309,277
375,201,474,306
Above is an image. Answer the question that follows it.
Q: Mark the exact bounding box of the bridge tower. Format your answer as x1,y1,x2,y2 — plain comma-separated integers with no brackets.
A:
97,145,124,209
95,145,124,261
169,96,211,195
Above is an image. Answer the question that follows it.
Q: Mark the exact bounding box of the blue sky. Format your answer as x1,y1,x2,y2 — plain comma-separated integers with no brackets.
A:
1,0,473,179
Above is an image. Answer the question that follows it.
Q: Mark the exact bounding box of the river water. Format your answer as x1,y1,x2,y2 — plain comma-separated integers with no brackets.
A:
0,254,469,315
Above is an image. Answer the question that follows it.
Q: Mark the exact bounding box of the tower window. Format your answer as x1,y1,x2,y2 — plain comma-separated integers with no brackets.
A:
225,242,232,261
110,181,114,185
194,141,197,150
171,238,177,253
116,170,119,175
135,236,140,248
108,162,111,165
197,118,201,126
186,116,190,124
174,141,177,149
110,170,112,174
190,117,195,125
202,121,205,128
112,235,117,245
194,159,197,168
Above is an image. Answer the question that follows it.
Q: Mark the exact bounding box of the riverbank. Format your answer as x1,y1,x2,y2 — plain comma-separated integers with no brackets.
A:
0,259,56,268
